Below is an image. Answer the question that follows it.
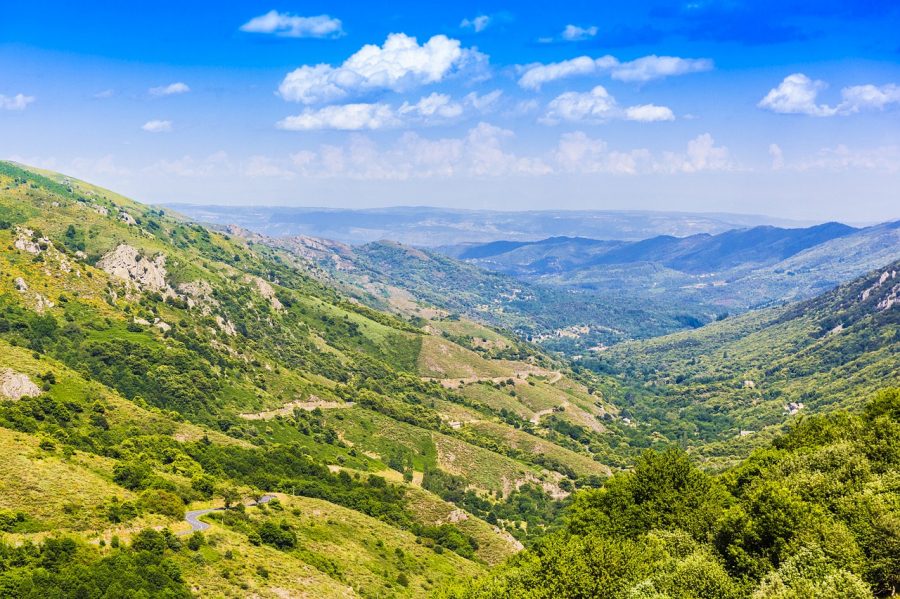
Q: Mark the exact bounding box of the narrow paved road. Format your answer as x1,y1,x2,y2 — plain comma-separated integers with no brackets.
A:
177,495,274,536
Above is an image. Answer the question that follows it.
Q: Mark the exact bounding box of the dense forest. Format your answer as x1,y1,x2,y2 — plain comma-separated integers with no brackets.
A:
437,390,900,598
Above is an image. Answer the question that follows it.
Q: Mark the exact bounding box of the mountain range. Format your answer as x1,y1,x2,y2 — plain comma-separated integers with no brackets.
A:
1,160,899,598
164,204,815,247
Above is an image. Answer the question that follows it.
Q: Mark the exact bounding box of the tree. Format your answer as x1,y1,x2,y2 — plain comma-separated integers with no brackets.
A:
221,487,241,509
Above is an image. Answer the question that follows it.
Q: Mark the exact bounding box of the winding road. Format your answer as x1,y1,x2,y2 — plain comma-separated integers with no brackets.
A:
177,495,275,536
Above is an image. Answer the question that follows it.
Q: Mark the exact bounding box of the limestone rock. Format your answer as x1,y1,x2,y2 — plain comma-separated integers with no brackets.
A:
97,244,169,291
0,369,41,401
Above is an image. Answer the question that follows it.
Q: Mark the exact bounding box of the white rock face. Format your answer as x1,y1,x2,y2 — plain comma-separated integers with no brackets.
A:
97,244,169,291
15,278,28,292
14,227,46,255
216,315,237,336
0,369,42,401
119,212,137,225
248,276,284,311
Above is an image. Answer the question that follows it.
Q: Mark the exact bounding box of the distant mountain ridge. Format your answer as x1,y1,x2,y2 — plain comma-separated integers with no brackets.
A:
164,204,815,246
442,222,860,275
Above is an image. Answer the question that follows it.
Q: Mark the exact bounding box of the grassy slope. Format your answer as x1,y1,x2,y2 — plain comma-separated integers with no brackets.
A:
1,161,636,594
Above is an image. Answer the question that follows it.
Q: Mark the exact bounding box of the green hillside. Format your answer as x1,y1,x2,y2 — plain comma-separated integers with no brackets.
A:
2,160,900,599
0,160,671,596
437,391,900,597
580,256,900,466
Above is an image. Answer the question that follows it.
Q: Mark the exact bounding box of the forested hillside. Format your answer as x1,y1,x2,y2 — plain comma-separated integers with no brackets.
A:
579,255,900,466
0,160,633,597
437,390,900,598
2,160,899,599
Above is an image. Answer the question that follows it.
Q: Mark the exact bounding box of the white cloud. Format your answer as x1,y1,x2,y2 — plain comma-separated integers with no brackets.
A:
519,56,613,91
625,104,675,122
399,93,464,120
93,89,115,99
541,86,617,125
464,90,502,113
551,132,728,175
611,56,713,83
278,33,487,104
507,99,540,117
551,132,651,174
660,133,732,173
141,120,172,133
240,11,344,38
149,82,190,97
839,84,900,113
561,25,598,41
460,15,491,33
769,143,784,170
278,103,398,131
0,94,35,110
758,74,836,116
541,87,675,125
278,90,502,130
518,54,712,90
759,75,900,117
286,122,550,179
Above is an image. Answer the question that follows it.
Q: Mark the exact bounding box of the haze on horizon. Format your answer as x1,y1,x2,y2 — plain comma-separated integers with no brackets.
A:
1,0,899,222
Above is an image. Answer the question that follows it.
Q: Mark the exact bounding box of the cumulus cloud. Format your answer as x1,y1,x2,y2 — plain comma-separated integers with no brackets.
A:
660,133,732,173
277,90,501,130
278,33,487,104
0,94,35,110
287,122,550,179
240,11,344,38
141,120,172,133
149,82,190,97
464,90,503,113
460,15,491,33
399,93,464,120
278,103,398,131
625,104,675,122
839,84,900,113
540,86,675,125
551,132,730,175
551,132,651,174
758,74,836,116
518,54,713,90
561,25,598,41
759,74,900,116
541,86,617,125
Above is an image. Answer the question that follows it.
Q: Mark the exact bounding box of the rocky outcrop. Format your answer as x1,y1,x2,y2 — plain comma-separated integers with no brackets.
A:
178,281,218,313
248,276,284,311
97,244,171,292
14,227,48,255
0,369,41,401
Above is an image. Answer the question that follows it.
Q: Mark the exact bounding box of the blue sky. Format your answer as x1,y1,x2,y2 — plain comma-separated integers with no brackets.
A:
1,1,899,221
